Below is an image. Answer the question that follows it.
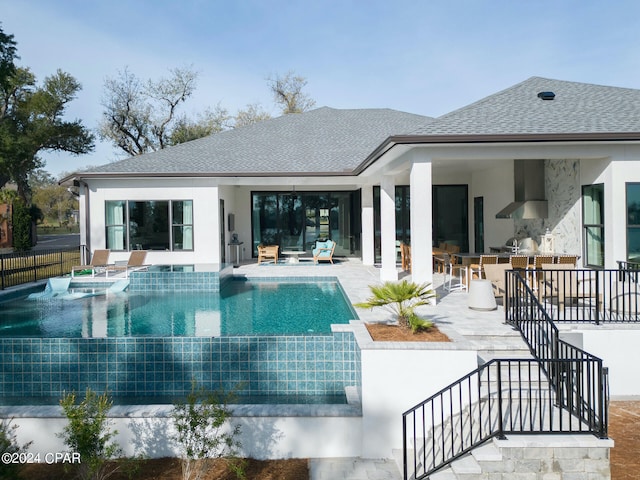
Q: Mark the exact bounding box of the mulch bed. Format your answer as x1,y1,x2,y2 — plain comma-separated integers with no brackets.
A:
20,457,310,480
609,401,640,479
365,323,451,342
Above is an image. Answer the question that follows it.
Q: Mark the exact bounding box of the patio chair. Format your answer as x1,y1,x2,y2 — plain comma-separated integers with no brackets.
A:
105,250,149,278
469,255,498,280
433,251,446,273
71,249,111,277
557,254,579,266
257,245,279,264
482,263,511,301
537,263,577,306
400,242,412,272
442,253,467,292
529,255,554,292
313,239,336,264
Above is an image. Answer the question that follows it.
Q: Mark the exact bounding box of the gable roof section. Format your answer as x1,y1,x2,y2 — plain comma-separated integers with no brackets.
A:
81,107,433,177
410,76,640,136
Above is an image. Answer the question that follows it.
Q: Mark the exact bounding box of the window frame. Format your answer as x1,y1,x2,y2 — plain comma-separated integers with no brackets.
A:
104,199,194,252
581,183,604,268
626,183,640,263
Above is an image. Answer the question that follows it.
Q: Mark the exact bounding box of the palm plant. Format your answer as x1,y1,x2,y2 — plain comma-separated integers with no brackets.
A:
354,280,436,333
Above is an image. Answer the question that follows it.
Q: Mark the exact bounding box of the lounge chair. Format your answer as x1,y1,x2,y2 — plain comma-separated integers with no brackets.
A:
258,245,279,264
313,239,336,264
105,250,148,277
71,249,111,277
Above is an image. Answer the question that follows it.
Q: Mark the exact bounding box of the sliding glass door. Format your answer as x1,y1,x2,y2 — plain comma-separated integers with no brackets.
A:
251,191,360,258
373,184,469,263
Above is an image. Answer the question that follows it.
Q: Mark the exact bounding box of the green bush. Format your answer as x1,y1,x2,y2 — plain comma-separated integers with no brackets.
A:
0,417,32,480
171,383,244,480
11,201,32,252
58,388,124,480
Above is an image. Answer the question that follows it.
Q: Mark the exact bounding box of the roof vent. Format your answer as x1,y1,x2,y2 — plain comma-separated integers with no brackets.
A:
537,91,555,100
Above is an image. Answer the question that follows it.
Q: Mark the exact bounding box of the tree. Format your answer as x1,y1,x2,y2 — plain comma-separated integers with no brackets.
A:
170,104,232,145
31,181,77,227
0,26,94,204
99,66,198,155
267,71,316,114
234,102,272,128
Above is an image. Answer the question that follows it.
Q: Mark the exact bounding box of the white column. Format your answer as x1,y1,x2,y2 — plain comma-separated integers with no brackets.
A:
361,185,375,265
210,187,222,264
380,176,398,281
410,160,433,284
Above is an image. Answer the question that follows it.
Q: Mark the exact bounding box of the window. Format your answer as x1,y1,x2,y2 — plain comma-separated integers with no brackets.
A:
105,200,193,251
105,201,126,251
627,183,640,262
172,200,194,250
582,184,604,267
251,191,359,257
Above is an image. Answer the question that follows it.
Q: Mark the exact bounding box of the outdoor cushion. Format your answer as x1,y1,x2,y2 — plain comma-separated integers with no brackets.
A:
313,241,333,256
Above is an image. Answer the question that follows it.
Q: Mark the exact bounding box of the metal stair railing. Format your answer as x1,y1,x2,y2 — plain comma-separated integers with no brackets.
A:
402,356,606,480
504,270,608,437
402,270,610,480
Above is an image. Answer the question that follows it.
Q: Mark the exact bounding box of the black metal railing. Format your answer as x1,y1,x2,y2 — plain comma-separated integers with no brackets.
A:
506,267,640,324
0,247,81,290
504,271,608,436
402,269,610,480
402,357,608,479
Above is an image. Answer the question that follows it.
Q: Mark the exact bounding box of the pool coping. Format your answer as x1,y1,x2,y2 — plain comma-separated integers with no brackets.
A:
0,402,362,419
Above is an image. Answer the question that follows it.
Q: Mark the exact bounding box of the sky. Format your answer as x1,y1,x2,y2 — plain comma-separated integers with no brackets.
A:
2,0,640,177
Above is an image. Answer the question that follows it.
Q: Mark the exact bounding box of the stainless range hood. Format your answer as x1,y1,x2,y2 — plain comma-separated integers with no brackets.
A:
496,159,548,219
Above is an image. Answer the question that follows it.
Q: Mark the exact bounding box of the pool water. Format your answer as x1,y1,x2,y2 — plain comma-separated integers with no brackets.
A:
0,280,358,337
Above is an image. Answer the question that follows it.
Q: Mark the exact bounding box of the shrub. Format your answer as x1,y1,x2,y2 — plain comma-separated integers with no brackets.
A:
58,388,123,480
0,417,32,480
354,280,436,333
11,201,32,252
171,383,244,480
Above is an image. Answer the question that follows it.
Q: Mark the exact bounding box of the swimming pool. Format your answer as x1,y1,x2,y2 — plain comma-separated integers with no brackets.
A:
0,275,362,405
0,279,358,337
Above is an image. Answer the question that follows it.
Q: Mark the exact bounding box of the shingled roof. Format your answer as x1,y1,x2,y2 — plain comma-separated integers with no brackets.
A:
83,107,432,176
410,76,640,136
72,77,640,181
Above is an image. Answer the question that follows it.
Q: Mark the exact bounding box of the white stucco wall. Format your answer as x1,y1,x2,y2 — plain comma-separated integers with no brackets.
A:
560,327,640,397
470,163,514,252
360,346,478,458
9,410,363,460
84,178,221,264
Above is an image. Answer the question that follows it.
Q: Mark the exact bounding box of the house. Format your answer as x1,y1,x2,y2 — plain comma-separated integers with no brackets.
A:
61,77,640,281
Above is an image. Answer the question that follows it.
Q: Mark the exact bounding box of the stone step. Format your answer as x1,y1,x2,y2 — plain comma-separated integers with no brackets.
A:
450,454,482,475
429,465,457,479
477,349,535,364
470,440,502,462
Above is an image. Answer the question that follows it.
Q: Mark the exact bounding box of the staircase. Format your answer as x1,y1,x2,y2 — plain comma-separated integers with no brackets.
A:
401,271,609,480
